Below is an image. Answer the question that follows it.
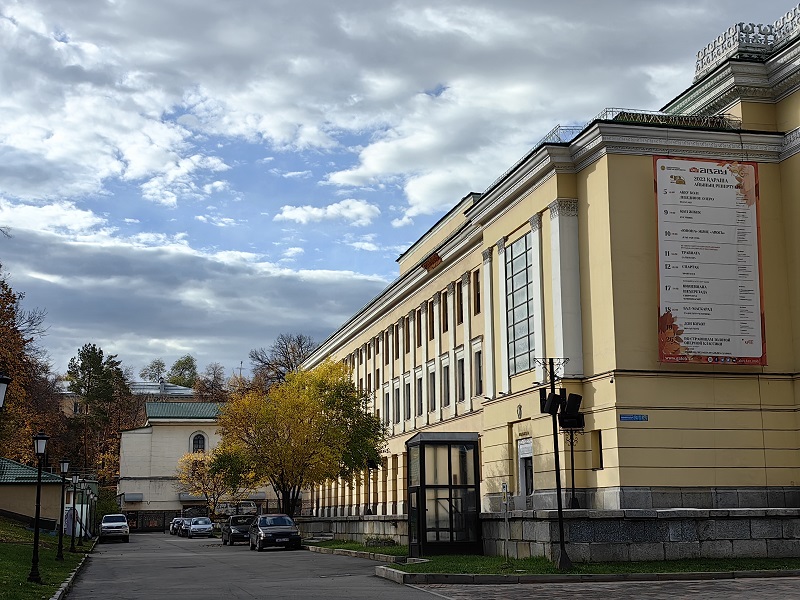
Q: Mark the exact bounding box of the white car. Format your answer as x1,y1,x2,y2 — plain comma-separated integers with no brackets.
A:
187,517,214,538
99,514,130,543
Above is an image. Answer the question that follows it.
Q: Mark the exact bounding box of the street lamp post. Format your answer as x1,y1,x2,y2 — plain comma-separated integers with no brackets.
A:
27,431,49,584
0,372,10,409
56,458,70,561
69,474,79,553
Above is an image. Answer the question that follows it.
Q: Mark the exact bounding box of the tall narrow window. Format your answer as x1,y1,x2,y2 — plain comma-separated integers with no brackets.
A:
384,331,390,365
416,309,422,347
428,371,436,412
428,301,435,340
441,291,448,332
394,322,401,356
192,434,205,453
473,271,481,315
393,387,401,424
456,281,464,324
404,382,411,420
506,232,537,375
456,358,465,402
375,368,380,388
591,430,604,470
367,374,372,391
474,350,483,396
383,392,390,425
442,365,450,407
416,377,423,415
404,318,410,353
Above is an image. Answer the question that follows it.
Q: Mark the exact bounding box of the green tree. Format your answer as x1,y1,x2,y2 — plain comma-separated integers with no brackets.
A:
66,344,134,477
217,359,386,515
139,358,166,382
167,354,198,388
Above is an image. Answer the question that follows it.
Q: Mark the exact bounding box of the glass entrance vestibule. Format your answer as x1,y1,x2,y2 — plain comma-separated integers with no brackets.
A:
406,431,481,557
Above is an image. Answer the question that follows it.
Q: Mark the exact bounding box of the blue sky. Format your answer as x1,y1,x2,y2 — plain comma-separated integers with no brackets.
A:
0,0,787,377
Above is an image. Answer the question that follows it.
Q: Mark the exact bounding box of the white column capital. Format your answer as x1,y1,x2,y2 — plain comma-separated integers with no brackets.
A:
548,198,578,219
529,213,543,232
482,248,493,263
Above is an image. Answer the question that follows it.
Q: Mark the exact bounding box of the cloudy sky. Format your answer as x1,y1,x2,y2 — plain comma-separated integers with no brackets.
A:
0,0,788,378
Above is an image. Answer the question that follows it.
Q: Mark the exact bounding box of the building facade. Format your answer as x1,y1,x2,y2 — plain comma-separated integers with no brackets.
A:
303,5,800,518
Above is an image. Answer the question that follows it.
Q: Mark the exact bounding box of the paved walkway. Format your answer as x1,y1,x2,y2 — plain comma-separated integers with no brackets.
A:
416,577,800,599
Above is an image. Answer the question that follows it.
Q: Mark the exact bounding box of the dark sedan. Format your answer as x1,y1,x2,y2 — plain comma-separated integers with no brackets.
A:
221,515,253,546
248,514,302,551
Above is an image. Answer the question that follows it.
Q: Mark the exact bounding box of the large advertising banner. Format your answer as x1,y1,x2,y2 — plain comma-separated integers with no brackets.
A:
655,156,766,365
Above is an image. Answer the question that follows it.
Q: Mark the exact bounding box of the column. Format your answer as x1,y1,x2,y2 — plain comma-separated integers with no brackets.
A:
432,292,442,421
549,198,584,377
388,326,395,432
419,301,429,426
482,247,496,399
407,310,416,427
446,282,457,415
461,271,474,412
496,237,510,394
529,213,547,383
397,451,407,514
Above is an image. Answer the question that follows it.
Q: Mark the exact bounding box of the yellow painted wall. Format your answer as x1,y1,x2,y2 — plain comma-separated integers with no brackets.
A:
776,88,800,133
0,484,63,523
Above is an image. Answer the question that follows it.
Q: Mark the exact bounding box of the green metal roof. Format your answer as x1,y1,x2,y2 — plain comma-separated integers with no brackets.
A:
0,458,64,485
145,402,221,420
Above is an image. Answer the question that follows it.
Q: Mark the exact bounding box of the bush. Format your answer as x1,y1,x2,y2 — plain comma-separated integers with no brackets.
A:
364,535,398,547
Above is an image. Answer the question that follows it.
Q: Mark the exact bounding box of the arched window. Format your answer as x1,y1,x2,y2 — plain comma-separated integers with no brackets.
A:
192,433,206,453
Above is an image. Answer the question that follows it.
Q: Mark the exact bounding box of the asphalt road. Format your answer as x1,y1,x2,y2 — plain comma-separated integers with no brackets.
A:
67,533,800,600
66,532,440,600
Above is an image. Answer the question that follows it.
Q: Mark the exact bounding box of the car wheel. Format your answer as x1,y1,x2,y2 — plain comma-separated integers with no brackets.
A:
256,541,263,552
188,532,192,539
229,539,234,546
124,536,129,543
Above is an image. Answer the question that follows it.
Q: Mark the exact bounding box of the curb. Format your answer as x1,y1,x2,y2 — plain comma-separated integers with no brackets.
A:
374,566,800,585
50,539,97,600
302,544,412,564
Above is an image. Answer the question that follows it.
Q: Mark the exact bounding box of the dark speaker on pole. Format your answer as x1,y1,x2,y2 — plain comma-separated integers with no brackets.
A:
543,393,561,415
564,393,582,415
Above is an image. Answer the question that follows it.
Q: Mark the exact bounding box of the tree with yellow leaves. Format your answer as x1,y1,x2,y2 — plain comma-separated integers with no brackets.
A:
216,359,386,515
175,448,258,516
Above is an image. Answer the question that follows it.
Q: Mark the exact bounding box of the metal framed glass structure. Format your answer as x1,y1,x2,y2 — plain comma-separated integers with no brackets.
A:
406,432,481,557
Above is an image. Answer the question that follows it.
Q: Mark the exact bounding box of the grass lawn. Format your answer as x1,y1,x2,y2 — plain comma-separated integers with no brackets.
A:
0,516,86,600
304,539,800,574
304,539,410,557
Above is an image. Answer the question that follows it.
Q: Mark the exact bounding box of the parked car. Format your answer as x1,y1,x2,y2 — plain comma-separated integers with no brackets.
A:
248,514,301,551
99,514,130,543
169,517,183,535
221,515,253,546
178,517,192,537
187,517,214,539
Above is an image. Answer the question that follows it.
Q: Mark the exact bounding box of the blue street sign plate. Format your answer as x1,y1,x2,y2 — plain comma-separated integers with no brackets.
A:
619,414,648,422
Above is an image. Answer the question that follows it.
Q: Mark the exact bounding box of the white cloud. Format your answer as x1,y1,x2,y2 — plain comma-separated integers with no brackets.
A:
282,246,305,259
274,199,380,226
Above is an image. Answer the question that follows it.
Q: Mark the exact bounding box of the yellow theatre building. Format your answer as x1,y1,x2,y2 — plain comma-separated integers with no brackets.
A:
303,5,800,541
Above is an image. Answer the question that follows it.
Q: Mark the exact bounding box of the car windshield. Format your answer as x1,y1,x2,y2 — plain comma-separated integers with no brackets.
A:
192,518,211,525
259,516,294,527
230,516,251,526
103,515,126,523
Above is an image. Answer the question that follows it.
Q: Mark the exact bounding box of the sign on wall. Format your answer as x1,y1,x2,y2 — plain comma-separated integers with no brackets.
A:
655,157,766,365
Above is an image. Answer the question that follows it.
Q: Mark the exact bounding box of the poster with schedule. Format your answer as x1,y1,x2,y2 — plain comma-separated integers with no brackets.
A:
655,156,765,365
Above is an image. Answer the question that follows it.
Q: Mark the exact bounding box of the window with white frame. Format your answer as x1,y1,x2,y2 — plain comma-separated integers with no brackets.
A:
442,364,450,407
393,385,401,424
505,232,537,375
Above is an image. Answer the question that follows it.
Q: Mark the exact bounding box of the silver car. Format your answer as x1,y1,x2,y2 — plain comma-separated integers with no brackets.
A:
99,514,130,543
187,516,214,539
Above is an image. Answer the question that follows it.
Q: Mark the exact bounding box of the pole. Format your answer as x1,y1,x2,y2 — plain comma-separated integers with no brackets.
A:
56,475,67,560
77,487,84,546
69,481,77,553
549,358,572,570
569,432,579,509
365,465,372,515
27,455,43,583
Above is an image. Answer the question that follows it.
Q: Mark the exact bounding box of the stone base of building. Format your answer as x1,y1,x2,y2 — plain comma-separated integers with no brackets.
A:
482,508,800,562
296,515,408,546
494,486,800,512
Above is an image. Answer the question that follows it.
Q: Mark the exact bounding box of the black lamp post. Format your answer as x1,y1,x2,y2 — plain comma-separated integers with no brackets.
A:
27,431,49,584
88,492,96,539
56,458,70,561
0,372,10,409
69,474,79,553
